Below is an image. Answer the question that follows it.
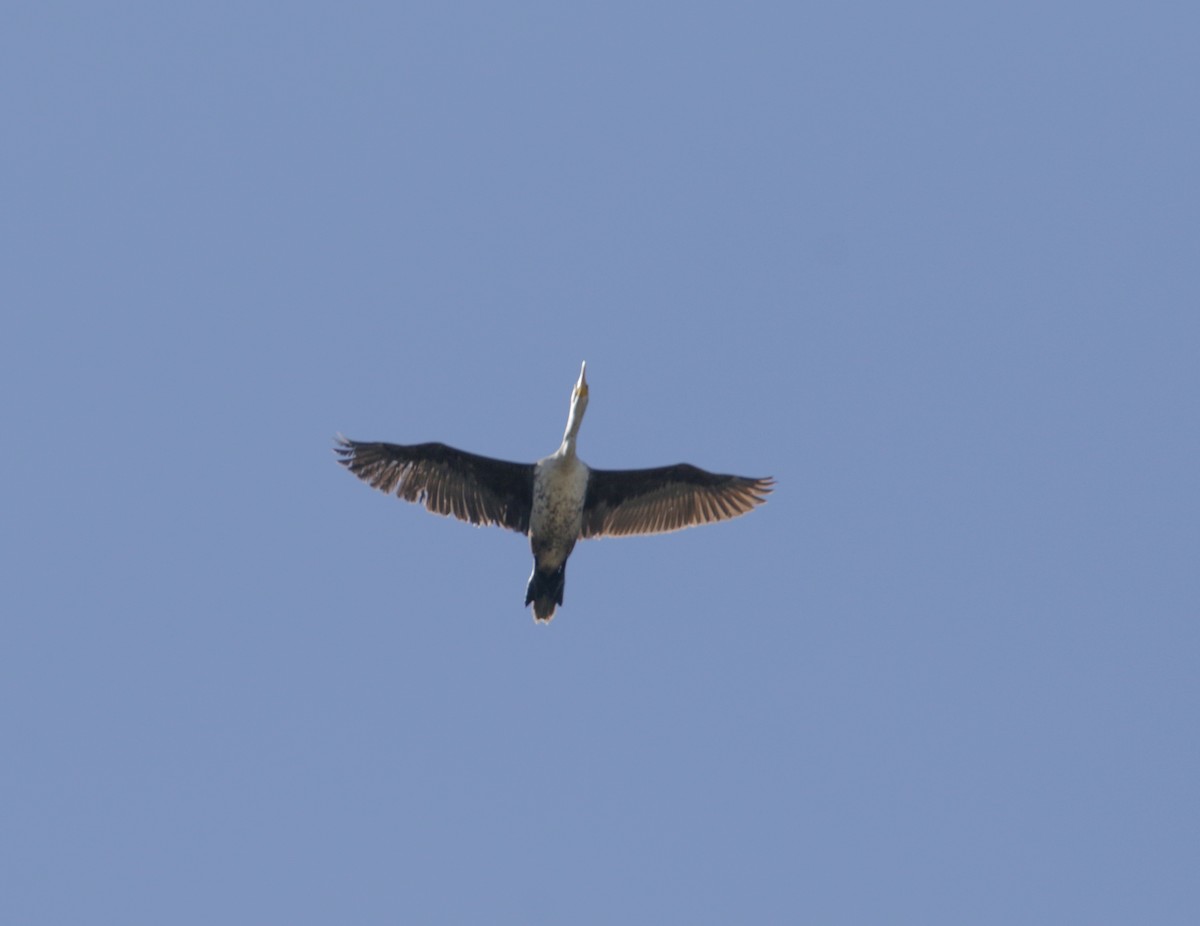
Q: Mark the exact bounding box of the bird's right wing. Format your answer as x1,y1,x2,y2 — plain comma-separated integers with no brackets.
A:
581,464,774,538
335,437,536,533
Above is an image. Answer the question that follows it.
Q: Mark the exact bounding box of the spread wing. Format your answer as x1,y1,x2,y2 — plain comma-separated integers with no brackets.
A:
335,437,535,534
582,464,774,538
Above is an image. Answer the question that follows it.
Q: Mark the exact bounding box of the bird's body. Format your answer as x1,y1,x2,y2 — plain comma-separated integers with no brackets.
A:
527,447,589,619
530,451,588,569
336,363,773,622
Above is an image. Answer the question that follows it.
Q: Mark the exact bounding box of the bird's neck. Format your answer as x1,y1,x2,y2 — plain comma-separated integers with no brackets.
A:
559,401,585,457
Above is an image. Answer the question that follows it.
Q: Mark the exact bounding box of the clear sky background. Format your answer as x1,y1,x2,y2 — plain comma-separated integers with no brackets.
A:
3,3,1198,923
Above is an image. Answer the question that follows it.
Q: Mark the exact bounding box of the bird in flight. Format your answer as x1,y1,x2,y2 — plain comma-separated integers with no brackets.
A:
336,363,773,622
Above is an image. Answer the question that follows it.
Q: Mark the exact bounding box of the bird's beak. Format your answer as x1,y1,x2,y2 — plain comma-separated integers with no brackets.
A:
576,361,588,397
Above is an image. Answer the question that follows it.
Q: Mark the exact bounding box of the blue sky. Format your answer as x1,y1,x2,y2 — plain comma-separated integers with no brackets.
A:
3,2,1198,923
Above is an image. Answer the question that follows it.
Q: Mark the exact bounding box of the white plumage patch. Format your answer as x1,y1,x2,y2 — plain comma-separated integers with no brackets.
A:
530,452,589,568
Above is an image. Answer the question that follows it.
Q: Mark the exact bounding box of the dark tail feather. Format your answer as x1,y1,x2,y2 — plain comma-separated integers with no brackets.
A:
525,563,566,623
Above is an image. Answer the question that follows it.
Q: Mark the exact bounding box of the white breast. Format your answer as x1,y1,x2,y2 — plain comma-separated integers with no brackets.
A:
530,453,590,566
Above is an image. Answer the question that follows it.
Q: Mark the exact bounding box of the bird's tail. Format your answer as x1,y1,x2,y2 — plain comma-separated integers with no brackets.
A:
525,563,566,623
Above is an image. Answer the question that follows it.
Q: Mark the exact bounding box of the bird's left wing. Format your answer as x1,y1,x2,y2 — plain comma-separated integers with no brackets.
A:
335,437,535,533
581,464,774,538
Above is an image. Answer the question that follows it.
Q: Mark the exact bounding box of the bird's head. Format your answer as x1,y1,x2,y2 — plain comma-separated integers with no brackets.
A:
563,361,589,446
574,361,589,402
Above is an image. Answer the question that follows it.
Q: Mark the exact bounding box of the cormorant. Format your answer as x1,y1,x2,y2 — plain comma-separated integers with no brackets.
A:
336,363,773,621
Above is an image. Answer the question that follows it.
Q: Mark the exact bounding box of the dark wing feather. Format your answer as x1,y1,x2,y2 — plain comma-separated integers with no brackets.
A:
582,464,774,538
335,437,535,534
